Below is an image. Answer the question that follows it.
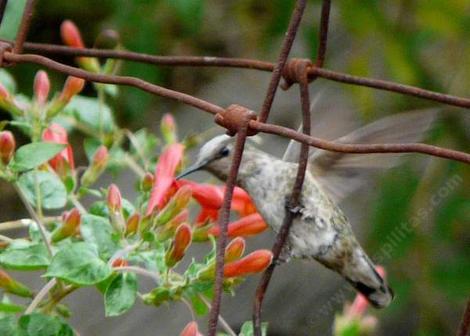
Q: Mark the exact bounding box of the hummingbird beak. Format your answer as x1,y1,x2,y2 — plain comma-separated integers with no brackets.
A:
176,160,208,180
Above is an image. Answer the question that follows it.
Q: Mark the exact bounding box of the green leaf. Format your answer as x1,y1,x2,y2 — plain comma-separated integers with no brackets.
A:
17,313,73,336
45,242,112,286
80,214,120,260
0,302,25,314
0,241,50,270
0,315,16,336
11,142,66,172
0,69,17,93
17,171,67,210
64,95,115,133
239,321,268,336
104,272,137,317
0,0,27,40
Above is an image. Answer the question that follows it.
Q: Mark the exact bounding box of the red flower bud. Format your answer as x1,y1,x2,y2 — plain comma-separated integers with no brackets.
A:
125,213,141,236
141,172,154,192
155,185,192,226
165,224,192,268
111,258,129,268
0,269,33,298
223,250,272,278
81,145,109,187
33,70,50,105
42,123,75,176
161,113,177,144
61,20,85,48
92,145,109,169
225,237,245,262
0,131,15,165
52,208,81,242
60,76,85,103
180,321,203,336
209,213,267,238
107,184,122,212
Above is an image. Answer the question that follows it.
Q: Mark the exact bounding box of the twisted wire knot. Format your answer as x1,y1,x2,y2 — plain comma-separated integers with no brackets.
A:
215,104,258,136
281,58,314,90
0,41,13,68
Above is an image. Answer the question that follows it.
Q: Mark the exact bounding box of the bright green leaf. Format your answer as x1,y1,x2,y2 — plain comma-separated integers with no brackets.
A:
17,171,67,210
0,241,50,270
11,143,66,172
80,214,120,259
0,302,25,314
104,273,137,317
45,242,112,286
64,96,115,133
17,313,73,336
0,315,16,336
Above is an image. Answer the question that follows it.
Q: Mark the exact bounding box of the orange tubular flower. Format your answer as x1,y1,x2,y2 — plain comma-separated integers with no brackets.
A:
42,123,75,176
60,20,100,72
60,20,85,48
209,213,268,238
180,321,203,336
33,70,50,105
176,180,259,225
60,76,85,103
147,143,184,215
165,224,192,268
0,131,15,165
223,250,273,278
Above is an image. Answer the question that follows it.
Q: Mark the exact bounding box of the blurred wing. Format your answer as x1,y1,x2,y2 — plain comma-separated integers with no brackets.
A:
308,109,438,202
282,87,357,162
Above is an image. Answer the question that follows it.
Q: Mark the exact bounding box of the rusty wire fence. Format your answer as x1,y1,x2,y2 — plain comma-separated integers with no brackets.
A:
0,1,469,335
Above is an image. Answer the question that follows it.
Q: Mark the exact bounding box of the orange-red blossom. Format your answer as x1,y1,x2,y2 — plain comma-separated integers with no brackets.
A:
223,249,273,278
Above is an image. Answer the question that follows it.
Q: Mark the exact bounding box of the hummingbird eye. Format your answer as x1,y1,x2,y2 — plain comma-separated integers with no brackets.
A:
219,147,230,157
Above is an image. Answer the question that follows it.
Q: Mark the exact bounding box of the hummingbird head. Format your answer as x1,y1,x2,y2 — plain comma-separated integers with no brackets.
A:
177,134,236,180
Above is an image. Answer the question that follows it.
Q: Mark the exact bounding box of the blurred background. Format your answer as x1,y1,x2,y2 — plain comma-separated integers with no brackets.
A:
0,1,469,335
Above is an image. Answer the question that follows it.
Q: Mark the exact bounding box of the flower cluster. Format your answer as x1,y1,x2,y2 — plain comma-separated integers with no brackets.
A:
0,20,273,336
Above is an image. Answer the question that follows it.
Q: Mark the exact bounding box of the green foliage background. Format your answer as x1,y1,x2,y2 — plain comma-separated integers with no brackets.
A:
0,1,469,335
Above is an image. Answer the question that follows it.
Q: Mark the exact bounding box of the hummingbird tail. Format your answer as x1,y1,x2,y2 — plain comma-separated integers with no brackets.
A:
343,251,394,308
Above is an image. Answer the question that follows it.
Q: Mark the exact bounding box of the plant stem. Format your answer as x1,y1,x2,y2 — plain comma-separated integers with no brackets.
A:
124,154,146,178
14,183,53,257
0,217,61,232
25,279,56,314
199,294,237,336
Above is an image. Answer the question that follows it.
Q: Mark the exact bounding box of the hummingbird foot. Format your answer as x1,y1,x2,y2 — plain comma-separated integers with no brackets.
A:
284,198,303,216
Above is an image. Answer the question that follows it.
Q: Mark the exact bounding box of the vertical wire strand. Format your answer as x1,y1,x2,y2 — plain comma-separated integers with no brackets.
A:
253,65,312,336
315,0,331,68
258,0,307,123
13,0,37,54
207,127,249,336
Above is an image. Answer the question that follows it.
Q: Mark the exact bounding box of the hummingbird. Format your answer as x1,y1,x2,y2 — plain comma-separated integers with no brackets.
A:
178,109,436,308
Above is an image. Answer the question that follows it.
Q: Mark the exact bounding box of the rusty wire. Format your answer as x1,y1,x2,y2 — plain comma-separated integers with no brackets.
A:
14,41,470,109
457,299,470,336
1,0,470,335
